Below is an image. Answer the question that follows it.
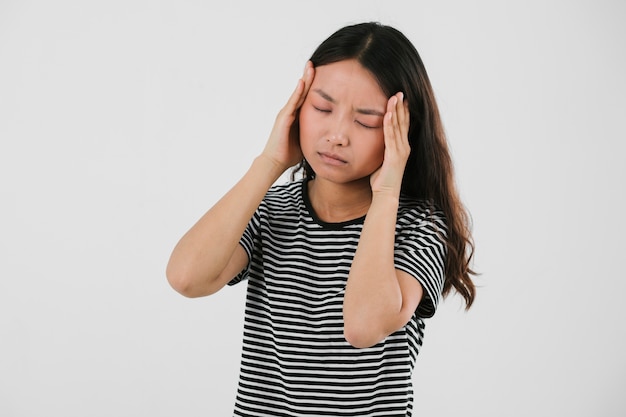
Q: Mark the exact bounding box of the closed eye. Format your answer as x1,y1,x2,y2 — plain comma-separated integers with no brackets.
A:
356,120,379,129
313,106,331,113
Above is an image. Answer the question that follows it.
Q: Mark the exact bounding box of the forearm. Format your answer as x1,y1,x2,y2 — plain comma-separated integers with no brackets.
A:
166,155,285,296
343,192,403,346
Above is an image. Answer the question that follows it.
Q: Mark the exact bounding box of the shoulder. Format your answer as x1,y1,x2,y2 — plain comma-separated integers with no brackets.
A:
394,196,448,318
260,179,305,212
266,179,302,198
397,195,447,237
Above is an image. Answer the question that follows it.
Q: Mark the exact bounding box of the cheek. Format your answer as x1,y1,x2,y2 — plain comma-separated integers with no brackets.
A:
298,106,312,133
359,135,385,169
298,107,318,147
366,134,385,159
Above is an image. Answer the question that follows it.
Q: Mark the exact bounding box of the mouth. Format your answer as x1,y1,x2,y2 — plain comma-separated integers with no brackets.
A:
318,152,347,165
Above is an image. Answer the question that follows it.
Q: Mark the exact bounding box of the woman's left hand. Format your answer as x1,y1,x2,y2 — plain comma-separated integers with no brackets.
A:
369,92,410,197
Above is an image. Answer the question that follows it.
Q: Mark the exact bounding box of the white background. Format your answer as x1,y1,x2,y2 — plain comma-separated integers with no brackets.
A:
1,1,625,416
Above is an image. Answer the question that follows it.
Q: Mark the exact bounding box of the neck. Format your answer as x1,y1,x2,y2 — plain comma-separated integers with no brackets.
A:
307,177,372,223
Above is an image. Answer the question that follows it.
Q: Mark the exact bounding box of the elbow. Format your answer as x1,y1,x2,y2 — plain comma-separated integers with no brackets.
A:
343,319,385,349
166,263,214,298
166,267,195,298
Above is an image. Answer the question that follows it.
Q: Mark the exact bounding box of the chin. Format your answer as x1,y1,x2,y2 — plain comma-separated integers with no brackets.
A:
312,171,371,187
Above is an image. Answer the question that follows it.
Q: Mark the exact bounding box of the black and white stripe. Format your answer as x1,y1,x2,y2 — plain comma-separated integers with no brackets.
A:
229,179,446,416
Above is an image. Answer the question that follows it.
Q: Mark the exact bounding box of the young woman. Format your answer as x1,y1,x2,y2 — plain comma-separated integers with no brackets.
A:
167,22,476,417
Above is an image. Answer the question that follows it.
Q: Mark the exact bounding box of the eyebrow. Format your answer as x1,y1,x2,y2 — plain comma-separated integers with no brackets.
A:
313,88,385,117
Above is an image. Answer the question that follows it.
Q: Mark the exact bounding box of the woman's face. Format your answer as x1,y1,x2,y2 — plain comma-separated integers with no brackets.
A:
299,59,388,185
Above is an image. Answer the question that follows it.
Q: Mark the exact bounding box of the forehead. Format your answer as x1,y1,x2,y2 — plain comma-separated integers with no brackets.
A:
311,59,387,103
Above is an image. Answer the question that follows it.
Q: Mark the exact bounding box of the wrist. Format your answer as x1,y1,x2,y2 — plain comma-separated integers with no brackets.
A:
372,187,401,203
369,191,400,217
253,154,289,182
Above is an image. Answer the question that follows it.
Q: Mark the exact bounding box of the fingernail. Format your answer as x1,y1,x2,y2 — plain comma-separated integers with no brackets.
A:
399,92,404,101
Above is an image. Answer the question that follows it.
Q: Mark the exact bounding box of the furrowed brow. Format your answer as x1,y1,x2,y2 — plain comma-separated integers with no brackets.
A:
355,107,385,117
313,88,335,103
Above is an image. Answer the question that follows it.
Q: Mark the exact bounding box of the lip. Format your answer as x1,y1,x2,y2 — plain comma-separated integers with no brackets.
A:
318,152,347,165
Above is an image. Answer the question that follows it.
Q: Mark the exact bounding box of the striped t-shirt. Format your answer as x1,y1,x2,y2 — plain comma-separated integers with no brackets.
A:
228,179,447,416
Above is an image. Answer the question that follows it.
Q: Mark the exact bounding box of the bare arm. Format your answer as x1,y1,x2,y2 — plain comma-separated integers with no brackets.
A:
343,92,423,348
166,62,315,297
166,156,284,297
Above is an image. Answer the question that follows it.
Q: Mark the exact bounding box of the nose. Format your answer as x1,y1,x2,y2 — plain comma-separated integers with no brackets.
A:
327,133,348,146
327,116,350,146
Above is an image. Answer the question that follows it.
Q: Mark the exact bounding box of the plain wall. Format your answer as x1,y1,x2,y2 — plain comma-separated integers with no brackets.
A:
1,0,625,415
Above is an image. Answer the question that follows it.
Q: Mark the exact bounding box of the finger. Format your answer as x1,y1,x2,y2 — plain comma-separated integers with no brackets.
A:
295,61,315,108
281,62,313,115
396,92,410,140
283,77,305,116
387,93,411,159
390,95,404,143
394,92,406,131
383,96,400,150
388,92,409,152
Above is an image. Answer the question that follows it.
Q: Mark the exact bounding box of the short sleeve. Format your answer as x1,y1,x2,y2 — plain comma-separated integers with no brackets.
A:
394,206,447,318
227,208,261,286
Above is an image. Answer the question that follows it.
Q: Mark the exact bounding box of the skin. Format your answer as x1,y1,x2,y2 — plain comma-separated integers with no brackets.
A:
166,59,423,348
299,60,387,222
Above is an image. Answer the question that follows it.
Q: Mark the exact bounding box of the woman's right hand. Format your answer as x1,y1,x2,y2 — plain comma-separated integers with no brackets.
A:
167,62,315,298
260,61,315,172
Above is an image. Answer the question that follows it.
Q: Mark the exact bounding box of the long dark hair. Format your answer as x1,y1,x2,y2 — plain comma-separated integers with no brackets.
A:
294,22,476,308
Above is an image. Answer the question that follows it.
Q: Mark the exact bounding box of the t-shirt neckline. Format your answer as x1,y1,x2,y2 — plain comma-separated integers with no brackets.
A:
301,178,367,229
